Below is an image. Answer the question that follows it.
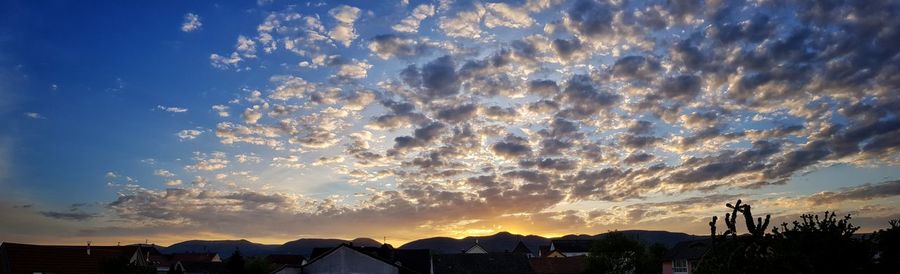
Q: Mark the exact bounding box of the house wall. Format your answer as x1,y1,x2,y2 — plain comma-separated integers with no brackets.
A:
662,261,673,274
303,247,399,274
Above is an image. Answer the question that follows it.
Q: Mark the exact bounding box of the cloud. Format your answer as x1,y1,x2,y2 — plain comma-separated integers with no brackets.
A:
40,211,98,221
181,13,202,32
157,105,188,113
393,4,435,33
440,3,487,38
336,59,372,79
368,35,431,60
328,5,362,47
176,129,203,141
807,179,900,205
185,152,230,172
24,112,45,119
153,169,175,178
39,0,900,243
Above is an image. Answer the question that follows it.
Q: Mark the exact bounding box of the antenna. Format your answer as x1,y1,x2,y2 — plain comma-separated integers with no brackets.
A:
87,241,92,255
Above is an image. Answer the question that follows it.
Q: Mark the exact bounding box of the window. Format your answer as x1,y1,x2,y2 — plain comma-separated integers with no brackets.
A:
673,260,689,273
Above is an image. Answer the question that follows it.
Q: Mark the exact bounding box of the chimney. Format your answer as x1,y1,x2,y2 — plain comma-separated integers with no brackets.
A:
87,241,92,255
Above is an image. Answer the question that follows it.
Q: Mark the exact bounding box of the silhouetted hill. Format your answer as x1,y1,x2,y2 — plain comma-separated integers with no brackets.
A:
160,237,381,258
157,231,699,258
274,237,381,256
401,232,550,254
400,230,701,255
161,239,278,258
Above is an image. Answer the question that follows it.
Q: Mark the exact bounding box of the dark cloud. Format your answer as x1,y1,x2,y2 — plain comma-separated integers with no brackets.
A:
558,75,620,118
612,56,661,82
528,80,560,97
403,55,461,100
40,211,98,221
565,0,615,39
492,135,532,159
660,74,701,101
807,179,900,205
368,34,431,59
435,104,478,123
551,37,584,61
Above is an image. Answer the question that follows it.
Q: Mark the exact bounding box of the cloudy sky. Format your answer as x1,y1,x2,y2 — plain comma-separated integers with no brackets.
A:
1,0,899,246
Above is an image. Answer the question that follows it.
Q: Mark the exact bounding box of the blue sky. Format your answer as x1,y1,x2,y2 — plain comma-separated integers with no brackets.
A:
1,0,899,245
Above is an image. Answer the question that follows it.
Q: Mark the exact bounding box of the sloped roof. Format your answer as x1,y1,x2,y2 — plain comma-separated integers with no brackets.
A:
177,261,228,274
0,242,146,274
528,257,588,274
663,240,710,261
432,253,534,274
512,241,532,255
266,254,305,265
550,240,594,253
169,252,219,262
305,244,427,274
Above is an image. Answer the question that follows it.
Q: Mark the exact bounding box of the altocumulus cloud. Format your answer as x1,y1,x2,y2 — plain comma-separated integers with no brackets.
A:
47,0,900,241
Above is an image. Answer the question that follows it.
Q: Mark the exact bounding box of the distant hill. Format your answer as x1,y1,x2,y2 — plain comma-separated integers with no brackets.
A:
400,230,702,255
155,231,700,258
160,237,380,258
161,239,279,258
274,237,381,256
400,232,550,254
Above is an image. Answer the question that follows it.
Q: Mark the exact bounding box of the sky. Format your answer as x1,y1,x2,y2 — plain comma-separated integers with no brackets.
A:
1,0,899,246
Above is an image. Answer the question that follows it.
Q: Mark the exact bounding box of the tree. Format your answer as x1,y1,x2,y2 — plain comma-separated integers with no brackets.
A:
697,199,879,273
587,231,663,274
226,248,246,274
244,257,272,274
874,218,900,273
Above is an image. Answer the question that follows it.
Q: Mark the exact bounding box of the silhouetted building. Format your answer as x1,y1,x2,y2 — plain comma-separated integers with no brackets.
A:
0,242,152,274
661,240,710,274
511,242,534,258
528,256,587,274
303,243,430,274
547,240,593,257
432,253,533,274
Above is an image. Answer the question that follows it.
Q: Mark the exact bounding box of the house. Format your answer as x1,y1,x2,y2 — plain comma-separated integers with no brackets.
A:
661,240,710,274
303,243,430,274
266,254,306,274
432,253,534,274
511,242,534,258
148,251,223,273
547,240,593,257
463,242,488,254
0,242,153,274
528,256,587,274
174,261,229,274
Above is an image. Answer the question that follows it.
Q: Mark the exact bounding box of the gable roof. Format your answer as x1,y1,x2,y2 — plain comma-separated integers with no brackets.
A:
512,241,532,255
432,253,534,274
550,240,594,253
266,254,306,265
305,244,426,274
464,243,488,254
529,257,588,274
663,240,711,261
0,242,148,274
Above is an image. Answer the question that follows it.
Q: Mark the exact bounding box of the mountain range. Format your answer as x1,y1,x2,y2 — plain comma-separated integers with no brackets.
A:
156,230,702,258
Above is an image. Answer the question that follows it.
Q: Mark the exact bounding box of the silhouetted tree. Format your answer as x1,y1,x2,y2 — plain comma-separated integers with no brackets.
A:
226,248,246,274
697,199,879,273
874,218,900,273
245,257,271,274
587,231,665,274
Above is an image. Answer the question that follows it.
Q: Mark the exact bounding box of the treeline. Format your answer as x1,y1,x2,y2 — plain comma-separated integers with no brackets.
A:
584,199,899,274
697,199,899,273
